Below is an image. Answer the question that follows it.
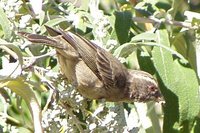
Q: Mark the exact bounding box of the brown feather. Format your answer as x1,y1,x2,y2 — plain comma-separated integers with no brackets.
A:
18,26,162,102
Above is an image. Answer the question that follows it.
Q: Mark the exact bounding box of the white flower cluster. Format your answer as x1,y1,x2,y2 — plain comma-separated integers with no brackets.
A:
0,0,22,20
92,10,110,39
0,0,33,29
89,0,110,39
85,103,125,132
19,14,32,28
88,0,113,50
88,0,120,52
65,0,116,50
66,12,80,27
41,84,88,132
42,102,67,131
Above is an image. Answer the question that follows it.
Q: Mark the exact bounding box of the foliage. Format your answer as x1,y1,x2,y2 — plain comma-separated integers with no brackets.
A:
0,0,200,133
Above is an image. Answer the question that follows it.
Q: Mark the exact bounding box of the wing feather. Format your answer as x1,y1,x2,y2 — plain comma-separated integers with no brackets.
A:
59,29,128,89
20,26,128,90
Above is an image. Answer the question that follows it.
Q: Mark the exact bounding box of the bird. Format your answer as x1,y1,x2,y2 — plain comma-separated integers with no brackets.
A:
19,25,161,102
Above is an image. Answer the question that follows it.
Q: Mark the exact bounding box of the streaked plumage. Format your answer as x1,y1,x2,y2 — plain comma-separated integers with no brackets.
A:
19,26,161,102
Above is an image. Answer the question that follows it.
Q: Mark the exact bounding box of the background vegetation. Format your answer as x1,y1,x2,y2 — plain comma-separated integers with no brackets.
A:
0,0,200,132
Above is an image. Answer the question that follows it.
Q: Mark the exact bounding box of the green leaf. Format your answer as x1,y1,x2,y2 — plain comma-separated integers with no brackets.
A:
152,30,200,132
137,50,156,74
135,1,157,17
39,10,45,25
167,0,184,18
172,31,196,71
0,40,23,79
0,40,23,67
0,77,43,133
0,7,12,40
131,32,157,42
113,42,138,58
192,18,200,80
152,30,176,87
196,34,200,81
80,0,90,11
114,11,132,44
41,17,67,34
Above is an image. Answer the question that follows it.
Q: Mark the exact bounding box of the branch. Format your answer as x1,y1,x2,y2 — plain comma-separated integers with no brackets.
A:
23,50,56,69
132,17,198,29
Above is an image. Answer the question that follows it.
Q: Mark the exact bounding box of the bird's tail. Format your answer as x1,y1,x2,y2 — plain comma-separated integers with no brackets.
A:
18,30,65,49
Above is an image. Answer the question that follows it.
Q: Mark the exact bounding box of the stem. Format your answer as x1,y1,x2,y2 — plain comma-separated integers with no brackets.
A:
132,17,198,29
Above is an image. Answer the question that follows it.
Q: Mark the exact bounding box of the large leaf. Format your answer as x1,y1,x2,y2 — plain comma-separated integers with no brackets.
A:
114,31,185,60
0,77,43,133
131,32,157,42
152,30,200,132
114,11,132,44
0,7,12,41
172,31,196,71
113,32,157,58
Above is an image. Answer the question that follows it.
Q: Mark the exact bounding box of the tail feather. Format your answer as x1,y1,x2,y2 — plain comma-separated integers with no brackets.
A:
18,31,65,49
45,25,61,36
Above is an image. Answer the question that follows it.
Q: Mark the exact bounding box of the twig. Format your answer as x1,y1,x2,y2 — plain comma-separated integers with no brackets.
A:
0,45,18,60
132,17,198,29
60,102,85,132
42,87,55,114
23,50,56,69
24,50,56,60
40,74,62,114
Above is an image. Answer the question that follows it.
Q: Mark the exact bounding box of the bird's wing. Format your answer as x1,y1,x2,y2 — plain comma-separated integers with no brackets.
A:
19,26,128,90
96,48,128,90
58,27,128,90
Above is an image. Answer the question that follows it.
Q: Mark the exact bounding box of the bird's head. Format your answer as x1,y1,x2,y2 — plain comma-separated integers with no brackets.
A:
126,70,162,102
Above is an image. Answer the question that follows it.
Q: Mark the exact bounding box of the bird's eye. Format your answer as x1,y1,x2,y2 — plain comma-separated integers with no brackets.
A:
148,85,156,92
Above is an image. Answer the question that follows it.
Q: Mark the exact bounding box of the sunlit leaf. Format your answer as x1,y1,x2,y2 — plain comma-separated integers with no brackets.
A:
0,77,43,133
152,29,200,132
0,40,23,66
0,7,12,40
113,42,138,58
172,31,196,70
41,17,67,34
131,32,157,42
